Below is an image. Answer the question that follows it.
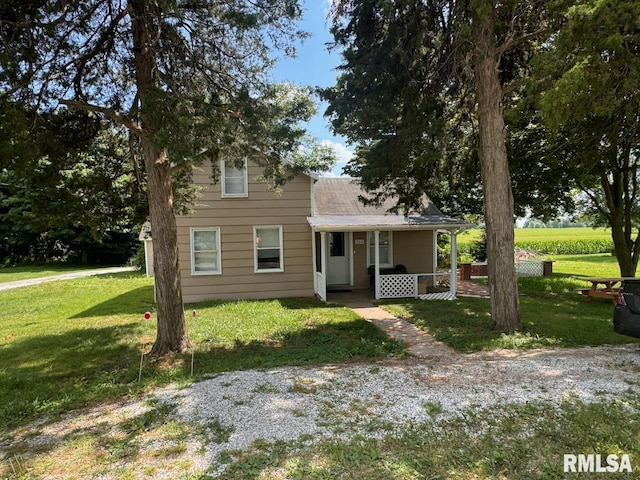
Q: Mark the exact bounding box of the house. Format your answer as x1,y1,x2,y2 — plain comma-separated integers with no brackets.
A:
142,159,468,303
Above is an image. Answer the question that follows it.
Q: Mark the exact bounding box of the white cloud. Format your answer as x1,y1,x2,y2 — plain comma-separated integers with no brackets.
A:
321,140,353,177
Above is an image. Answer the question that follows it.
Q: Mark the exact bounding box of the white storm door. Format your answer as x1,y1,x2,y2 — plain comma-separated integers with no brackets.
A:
327,232,350,285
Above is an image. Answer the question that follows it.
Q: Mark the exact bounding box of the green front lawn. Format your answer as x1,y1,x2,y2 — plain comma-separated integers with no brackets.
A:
382,254,638,352
0,272,404,433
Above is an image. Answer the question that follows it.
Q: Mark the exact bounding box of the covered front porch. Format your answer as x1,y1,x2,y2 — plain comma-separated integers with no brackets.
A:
308,221,465,301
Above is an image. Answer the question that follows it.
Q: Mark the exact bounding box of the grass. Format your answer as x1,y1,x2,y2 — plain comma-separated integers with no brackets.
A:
0,263,112,284
458,227,613,245
0,271,404,434
382,253,639,352
217,396,640,479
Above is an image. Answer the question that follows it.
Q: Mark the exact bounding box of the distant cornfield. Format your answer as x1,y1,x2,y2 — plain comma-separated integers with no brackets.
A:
458,228,613,256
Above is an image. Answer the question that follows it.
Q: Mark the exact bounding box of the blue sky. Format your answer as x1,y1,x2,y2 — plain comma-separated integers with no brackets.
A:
271,0,353,176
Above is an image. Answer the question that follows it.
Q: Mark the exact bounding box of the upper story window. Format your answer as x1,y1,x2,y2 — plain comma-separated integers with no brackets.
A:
367,231,393,267
191,227,222,275
254,225,284,273
221,158,248,197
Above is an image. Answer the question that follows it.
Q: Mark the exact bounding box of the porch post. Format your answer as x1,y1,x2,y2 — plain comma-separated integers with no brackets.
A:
432,230,438,287
319,231,328,301
450,230,458,295
311,227,317,293
374,230,381,299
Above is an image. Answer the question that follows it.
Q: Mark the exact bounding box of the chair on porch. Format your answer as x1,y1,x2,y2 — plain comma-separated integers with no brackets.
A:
368,264,408,290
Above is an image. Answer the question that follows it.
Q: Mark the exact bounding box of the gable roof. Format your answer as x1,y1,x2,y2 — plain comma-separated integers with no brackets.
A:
309,177,469,231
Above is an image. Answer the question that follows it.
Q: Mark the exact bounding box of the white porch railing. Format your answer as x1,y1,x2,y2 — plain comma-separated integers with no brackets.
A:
314,271,326,301
379,272,451,299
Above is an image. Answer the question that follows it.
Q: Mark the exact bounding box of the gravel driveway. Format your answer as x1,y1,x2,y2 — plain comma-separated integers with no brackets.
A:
162,344,640,475
4,344,640,478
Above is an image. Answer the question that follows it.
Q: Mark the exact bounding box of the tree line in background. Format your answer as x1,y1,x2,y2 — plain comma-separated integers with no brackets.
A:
0,103,147,266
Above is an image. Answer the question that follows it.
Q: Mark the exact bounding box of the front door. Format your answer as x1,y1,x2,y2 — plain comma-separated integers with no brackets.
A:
327,232,350,285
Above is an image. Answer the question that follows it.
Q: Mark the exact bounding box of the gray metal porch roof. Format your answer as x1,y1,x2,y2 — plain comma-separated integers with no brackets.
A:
309,178,470,232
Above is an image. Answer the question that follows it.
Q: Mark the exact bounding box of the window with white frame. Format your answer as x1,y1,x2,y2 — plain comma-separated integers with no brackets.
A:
367,231,393,267
254,226,283,272
191,227,221,275
221,158,248,197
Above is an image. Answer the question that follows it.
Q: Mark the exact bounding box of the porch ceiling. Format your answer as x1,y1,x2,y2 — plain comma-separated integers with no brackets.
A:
307,214,470,232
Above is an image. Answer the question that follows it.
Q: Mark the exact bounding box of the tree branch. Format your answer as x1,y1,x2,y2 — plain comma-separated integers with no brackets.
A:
59,100,146,138
73,5,131,99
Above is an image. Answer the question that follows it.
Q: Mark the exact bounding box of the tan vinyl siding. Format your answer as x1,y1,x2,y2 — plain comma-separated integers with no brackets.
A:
176,161,314,302
393,231,434,273
352,230,435,290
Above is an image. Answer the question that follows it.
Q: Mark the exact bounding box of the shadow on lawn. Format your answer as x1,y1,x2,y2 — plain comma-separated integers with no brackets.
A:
0,322,143,432
191,317,405,374
70,285,154,318
185,296,339,312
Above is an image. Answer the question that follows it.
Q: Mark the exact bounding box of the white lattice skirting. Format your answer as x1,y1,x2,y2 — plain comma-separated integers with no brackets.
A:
419,292,457,301
515,260,544,277
380,274,418,298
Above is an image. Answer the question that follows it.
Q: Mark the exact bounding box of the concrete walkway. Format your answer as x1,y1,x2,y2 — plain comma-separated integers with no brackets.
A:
342,299,456,359
0,266,138,292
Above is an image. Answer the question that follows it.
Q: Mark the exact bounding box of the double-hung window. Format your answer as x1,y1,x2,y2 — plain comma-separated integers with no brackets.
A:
191,227,221,275
254,226,283,272
367,231,393,267
221,158,248,197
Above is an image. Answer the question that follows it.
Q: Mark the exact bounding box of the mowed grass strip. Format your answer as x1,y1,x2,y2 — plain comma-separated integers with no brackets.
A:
0,272,404,433
382,254,638,352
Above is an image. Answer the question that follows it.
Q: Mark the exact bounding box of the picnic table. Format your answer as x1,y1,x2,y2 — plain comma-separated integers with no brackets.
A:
580,277,635,304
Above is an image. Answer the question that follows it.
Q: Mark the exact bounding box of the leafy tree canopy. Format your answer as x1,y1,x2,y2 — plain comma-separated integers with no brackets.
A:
517,0,640,275
0,102,146,264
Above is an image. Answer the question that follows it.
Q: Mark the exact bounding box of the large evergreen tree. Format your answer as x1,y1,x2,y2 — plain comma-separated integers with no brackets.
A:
1,0,332,354
325,0,548,331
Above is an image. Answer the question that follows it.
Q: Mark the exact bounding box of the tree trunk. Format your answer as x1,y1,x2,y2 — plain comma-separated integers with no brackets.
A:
130,0,189,354
144,143,190,355
471,6,521,331
602,173,639,277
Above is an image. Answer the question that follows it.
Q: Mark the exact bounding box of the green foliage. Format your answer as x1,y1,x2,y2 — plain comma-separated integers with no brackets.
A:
470,231,487,262
518,0,640,275
1,0,333,182
516,239,612,255
1,1,335,353
458,227,614,256
322,0,482,215
0,106,146,265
